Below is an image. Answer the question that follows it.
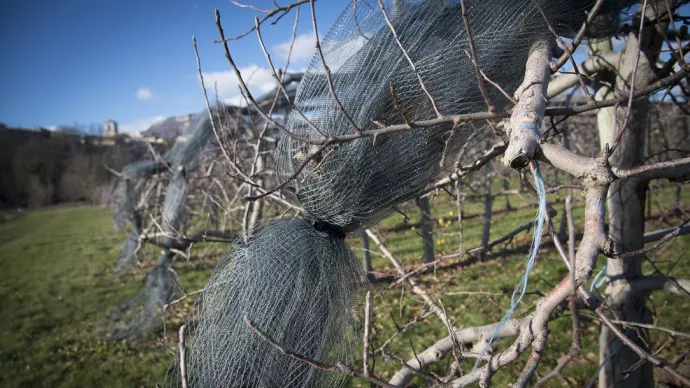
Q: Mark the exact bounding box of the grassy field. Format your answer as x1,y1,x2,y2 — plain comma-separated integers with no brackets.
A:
0,186,688,387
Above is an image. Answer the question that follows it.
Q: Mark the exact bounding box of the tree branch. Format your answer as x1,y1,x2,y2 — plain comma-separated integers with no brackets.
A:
389,318,526,386
245,318,397,388
504,39,552,168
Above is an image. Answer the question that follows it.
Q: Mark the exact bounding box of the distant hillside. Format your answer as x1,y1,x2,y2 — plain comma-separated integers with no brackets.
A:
141,73,302,141
141,113,201,141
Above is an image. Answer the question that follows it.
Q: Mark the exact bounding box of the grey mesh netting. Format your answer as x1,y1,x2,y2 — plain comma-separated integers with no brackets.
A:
169,218,366,387
167,0,633,386
101,110,219,341
109,111,219,272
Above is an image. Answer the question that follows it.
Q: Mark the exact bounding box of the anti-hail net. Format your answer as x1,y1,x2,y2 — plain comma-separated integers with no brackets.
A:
168,218,366,387
109,112,219,272
168,0,633,386
101,111,219,341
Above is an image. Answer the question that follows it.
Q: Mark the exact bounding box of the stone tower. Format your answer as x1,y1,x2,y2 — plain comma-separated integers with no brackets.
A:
104,120,118,137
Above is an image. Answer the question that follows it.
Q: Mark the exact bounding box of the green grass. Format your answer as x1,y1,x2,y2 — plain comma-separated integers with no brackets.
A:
0,184,688,387
0,207,190,387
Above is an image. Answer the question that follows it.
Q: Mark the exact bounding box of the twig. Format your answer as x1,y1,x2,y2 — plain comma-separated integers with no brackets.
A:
165,289,204,311
550,0,607,72
377,0,441,117
663,0,685,66
178,324,188,388
309,0,362,135
363,290,373,376
244,318,398,388
613,156,690,181
244,139,337,201
365,229,453,333
608,0,649,155
218,0,311,41
546,184,584,194
533,0,592,99
229,0,269,13
426,141,507,193
375,311,433,353
460,0,496,112
476,66,518,105
215,9,318,145
611,320,690,340
614,222,688,259
596,307,690,386
254,12,327,138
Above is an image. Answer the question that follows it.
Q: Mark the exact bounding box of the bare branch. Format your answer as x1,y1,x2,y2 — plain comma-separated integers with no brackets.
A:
550,0,608,72
547,50,621,98
377,0,442,117
504,39,552,168
389,318,526,386
244,318,397,388
218,0,310,42
533,0,591,99
611,320,690,340
614,156,690,182
245,139,337,201
614,222,688,259
608,0,650,156
363,290,373,376
178,325,188,388
427,141,507,192
254,11,328,138
644,224,690,243
629,276,690,298
460,0,496,112
365,229,453,332
595,308,690,386
215,9,319,145
310,0,363,135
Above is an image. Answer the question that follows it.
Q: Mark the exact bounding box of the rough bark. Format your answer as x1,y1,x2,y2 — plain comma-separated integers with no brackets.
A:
504,39,552,168
598,3,667,386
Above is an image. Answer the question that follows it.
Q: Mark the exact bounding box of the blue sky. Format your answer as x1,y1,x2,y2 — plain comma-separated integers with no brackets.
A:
2,1,687,134
0,0,344,133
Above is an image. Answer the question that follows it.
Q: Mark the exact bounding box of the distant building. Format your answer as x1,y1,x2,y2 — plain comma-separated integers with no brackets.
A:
104,120,118,137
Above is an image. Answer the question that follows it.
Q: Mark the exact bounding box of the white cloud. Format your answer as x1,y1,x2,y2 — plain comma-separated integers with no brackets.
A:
274,33,315,63
119,116,165,135
201,64,278,106
222,95,249,107
136,88,154,101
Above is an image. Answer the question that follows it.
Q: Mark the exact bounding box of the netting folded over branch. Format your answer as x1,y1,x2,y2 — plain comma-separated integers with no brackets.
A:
277,0,633,232
167,219,367,387
99,256,175,340
169,0,634,386
109,111,219,272
101,110,221,341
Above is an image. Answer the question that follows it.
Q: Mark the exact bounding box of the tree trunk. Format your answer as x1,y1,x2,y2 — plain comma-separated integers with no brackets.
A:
247,156,264,233
598,3,667,386
480,160,493,259
361,231,372,274
456,180,465,252
419,196,435,270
